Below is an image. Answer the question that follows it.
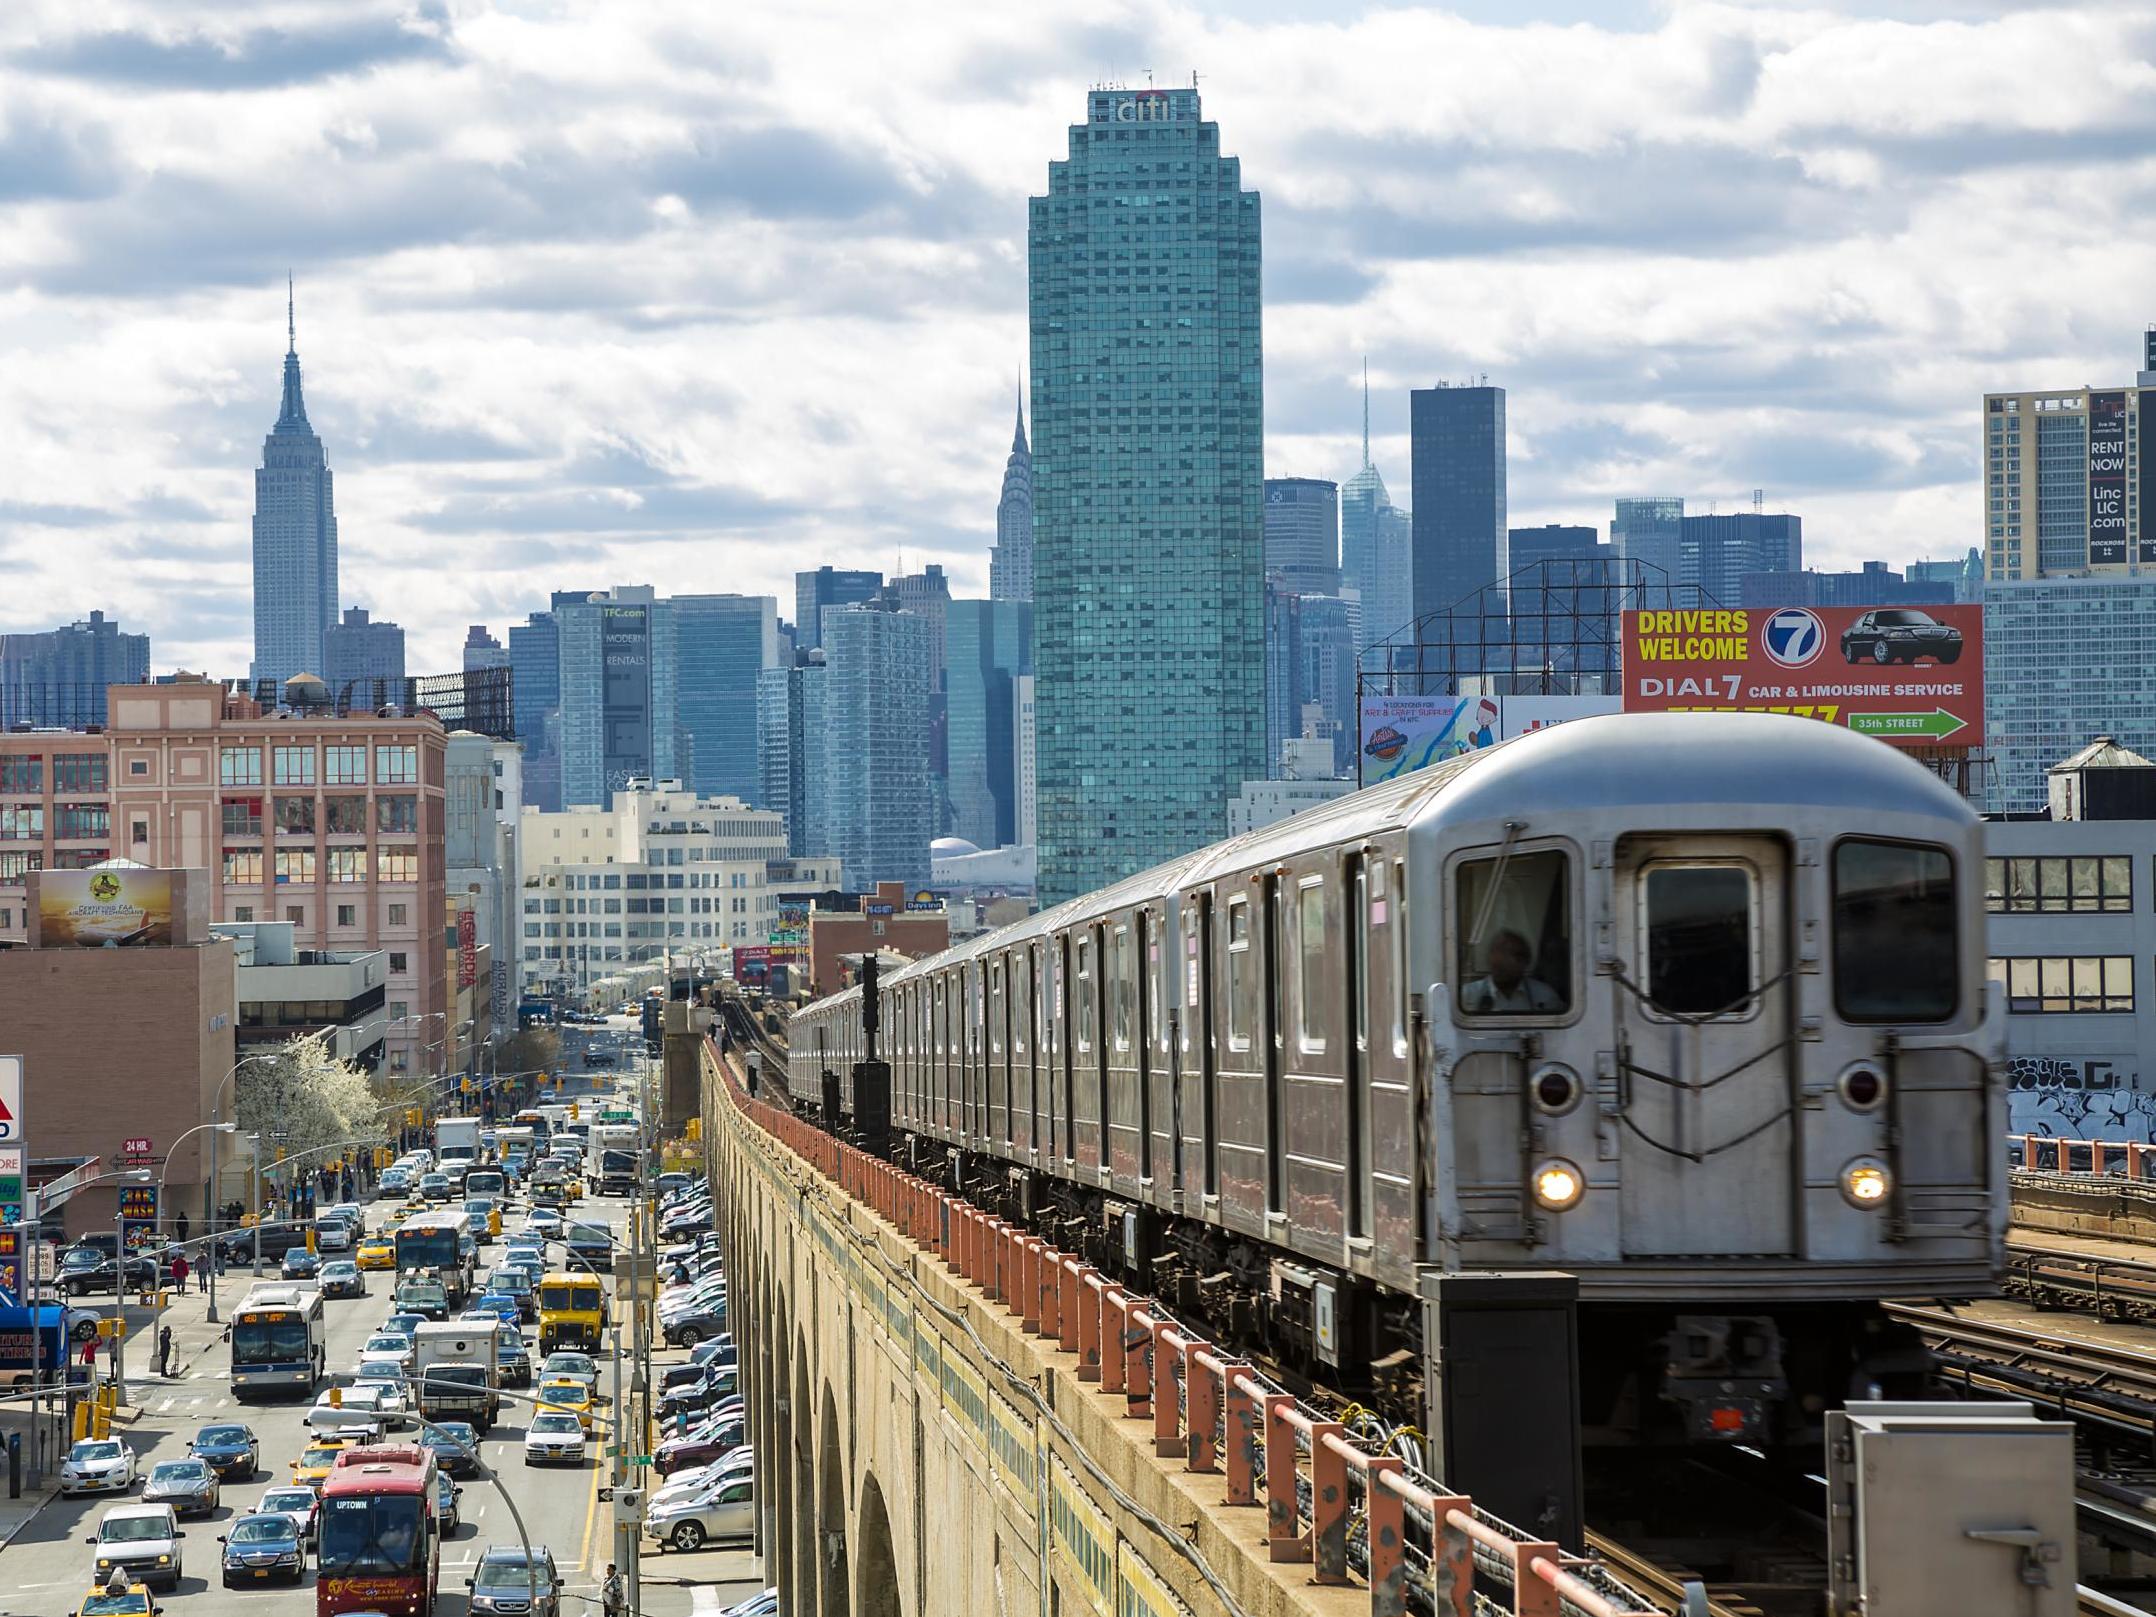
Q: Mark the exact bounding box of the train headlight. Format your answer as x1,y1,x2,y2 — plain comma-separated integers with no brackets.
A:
1530,1158,1585,1212
1837,1064,1887,1112
1841,1157,1892,1209
1529,1063,1582,1116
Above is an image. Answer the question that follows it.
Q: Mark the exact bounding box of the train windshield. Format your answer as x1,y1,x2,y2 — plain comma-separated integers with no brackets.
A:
319,1493,426,1576
1834,840,1956,1022
1456,849,1571,1017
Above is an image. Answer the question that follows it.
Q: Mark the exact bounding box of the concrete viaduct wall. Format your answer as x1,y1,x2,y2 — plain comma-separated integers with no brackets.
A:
697,1039,1643,1617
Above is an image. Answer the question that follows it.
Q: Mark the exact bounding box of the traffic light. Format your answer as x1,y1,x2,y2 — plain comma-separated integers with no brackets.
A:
305,1228,317,1253
569,1101,579,1120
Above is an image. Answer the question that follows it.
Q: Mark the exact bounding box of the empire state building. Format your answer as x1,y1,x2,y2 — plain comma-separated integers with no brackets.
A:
250,284,340,688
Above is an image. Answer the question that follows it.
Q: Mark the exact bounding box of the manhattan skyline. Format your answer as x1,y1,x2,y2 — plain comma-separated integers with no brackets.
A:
0,0,2151,673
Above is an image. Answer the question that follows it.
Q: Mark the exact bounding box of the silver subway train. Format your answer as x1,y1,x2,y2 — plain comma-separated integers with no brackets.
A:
787,713,2004,1444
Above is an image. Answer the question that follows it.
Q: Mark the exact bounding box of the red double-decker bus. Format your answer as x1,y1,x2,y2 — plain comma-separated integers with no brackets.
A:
316,1444,441,1616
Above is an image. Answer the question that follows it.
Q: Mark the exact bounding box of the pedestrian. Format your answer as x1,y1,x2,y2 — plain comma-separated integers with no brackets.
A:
157,1324,172,1378
171,1253,190,1293
601,1562,626,1617
176,1210,190,1246
196,1256,211,1293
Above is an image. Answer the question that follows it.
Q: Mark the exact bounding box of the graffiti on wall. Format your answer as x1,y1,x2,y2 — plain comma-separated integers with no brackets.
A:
2007,1054,2156,1139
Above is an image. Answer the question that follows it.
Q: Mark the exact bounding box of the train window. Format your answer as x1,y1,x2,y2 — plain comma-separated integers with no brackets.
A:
1013,955,1030,1055
1296,878,1327,1054
1111,925,1133,1051
990,961,1004,1057
1390,858,1410,1055
1225,897,1250,1051
1181,907,1200,1055
1075,935,1094,1054
1456,849,1571,1018
1352,867,1369,1053
1641,864,1754,1017
1836,840,1957,1022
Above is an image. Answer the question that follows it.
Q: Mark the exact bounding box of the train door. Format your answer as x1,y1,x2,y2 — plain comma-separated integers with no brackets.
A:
1612,835,1796,1257
1145,904,1175,1197
1106,916,1140,1186
1181,893,1216,1200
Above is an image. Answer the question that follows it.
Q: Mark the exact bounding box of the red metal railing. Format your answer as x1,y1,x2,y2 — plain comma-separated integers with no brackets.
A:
2010,1133,2156,1179
704,1039,1658,1617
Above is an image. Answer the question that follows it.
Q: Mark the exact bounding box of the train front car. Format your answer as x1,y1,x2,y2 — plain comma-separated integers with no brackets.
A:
1413,712,2000,1446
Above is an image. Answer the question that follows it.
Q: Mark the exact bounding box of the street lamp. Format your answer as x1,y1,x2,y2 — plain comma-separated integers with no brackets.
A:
157,1121,237,1322
209,1044,316,1251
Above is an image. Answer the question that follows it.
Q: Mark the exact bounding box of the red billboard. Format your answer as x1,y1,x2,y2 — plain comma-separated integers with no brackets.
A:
1621,604,1982,747
457,908,478,989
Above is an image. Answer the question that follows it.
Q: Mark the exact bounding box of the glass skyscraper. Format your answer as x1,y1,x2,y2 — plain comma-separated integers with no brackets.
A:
1984,577,2156,812
1030,86,1264,904
822,602,932,888
251,290,339,688
945,599,1032,849
1263,477,1341,595
672,594,778,805
1408,384,1506,627
508,607,563,811
0,610,149,728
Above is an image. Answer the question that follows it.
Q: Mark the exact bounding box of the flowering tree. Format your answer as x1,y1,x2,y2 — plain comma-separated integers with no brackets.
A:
233,1036,388,1172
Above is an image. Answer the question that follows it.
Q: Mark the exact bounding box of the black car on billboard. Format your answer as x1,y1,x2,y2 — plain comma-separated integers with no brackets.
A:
1838,608,1963,666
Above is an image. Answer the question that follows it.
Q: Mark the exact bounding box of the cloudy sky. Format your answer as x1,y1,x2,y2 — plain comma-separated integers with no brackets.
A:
2,0,2152,673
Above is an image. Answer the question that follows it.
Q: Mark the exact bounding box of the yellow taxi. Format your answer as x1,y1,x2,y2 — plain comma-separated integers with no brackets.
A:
290,1436,356,1489
72,1573,155,1616
355,1235,397,1270
535,1376,594,1430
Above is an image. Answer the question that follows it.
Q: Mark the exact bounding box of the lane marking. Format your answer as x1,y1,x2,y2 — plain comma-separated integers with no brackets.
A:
577,1446,603,1570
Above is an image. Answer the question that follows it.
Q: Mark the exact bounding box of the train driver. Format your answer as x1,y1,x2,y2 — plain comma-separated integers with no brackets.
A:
1460,928,1563,1014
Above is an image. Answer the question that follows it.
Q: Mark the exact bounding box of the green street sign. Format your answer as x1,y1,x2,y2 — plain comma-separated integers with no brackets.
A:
1847,708,1967,741
629,1454,653,1466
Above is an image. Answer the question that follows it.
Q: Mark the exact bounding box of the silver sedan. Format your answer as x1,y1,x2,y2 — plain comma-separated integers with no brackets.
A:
141,1457,220,1518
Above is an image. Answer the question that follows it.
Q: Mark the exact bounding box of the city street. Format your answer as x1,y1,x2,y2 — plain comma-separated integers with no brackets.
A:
0,1155,760,1617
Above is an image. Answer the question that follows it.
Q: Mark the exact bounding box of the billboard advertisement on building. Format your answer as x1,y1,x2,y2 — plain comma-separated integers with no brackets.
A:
1358,694,1619,783
1619,605,1982,747
37,868,176,947
2091,391,2130,566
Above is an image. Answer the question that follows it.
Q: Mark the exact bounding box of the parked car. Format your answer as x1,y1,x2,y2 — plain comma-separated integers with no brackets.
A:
187,1423,260,1482
1838,606,1963,665
465,1545,563,1616
645,1472,755,1552
653,1415,746,1475
218,1512,305,1586
140,1458,219,1519
59,1439,138,1497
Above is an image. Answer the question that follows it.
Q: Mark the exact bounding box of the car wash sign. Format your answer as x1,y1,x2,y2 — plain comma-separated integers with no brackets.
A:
1621,605,1983,748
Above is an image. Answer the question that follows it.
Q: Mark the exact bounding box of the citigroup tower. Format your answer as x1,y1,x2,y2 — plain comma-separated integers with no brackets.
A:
1030,87,1265,905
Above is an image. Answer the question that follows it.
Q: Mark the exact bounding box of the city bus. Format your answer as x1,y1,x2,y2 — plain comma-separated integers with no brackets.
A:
317,1443,440,1616
392,1213,474,1308
230,1284,326,1398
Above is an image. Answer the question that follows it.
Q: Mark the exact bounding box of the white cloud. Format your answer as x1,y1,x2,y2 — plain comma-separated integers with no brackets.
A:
0,0,2150,672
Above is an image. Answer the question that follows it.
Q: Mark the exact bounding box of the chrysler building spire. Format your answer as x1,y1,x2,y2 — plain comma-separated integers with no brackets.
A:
991,374,1034,602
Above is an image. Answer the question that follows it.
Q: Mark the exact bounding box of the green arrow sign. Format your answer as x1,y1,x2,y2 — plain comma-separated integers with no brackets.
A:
1848,708,1967,741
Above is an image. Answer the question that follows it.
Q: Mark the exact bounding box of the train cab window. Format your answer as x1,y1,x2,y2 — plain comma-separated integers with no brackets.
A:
1642,864,1754,1017
1296,878,1327,1054
1225,897,1250,1050
1456,849,1572,1018
1836,840,1957,1022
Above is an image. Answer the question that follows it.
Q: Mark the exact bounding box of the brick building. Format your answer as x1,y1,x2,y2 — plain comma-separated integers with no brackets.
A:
806,880,950,997
0,678,449,1074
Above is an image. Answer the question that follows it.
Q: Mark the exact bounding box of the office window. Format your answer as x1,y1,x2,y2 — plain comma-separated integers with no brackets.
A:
223,848,263,884
0,806,44,840
328,847,367,883
378,795,418,834
219,747,261,786
388,904,408,926
55,802,108,840
272,745,316,786
221,797,262,837
335,903,357,927
50,849,107,869
0,852,40,879
1985,855,2132,914
286,905,304,923
275,796,316,835
326,796,367,834
324,745,368,785
1987,955,2134,1014
389,952,408,973
232,905,252,922
378,847,417,882
130,818,147,847
390,1000,408,1022
375,745,418,785
53,754,106,792
0,757,40,794
275,850,316,885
